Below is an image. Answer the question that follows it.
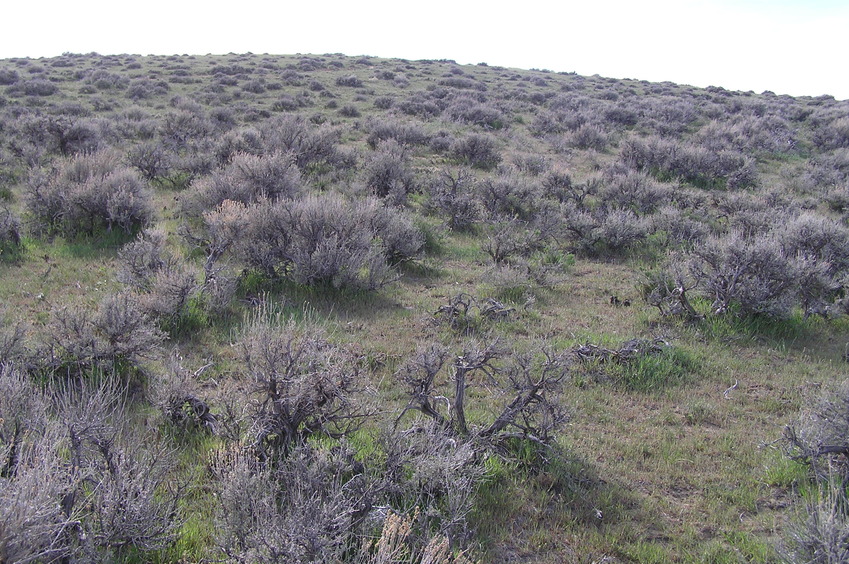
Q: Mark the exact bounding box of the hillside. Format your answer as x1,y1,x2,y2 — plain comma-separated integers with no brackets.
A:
1,52,849,563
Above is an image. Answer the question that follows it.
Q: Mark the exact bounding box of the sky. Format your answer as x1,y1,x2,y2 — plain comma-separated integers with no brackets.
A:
2,0,847,100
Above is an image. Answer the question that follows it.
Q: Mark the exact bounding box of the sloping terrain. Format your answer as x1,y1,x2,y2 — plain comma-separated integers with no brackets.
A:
1,52,849,562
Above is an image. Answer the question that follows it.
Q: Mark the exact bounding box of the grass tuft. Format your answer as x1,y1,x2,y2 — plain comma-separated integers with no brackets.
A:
612,345,697,392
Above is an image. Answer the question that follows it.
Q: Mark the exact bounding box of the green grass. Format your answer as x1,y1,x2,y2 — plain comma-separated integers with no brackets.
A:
762,450,810,489
612,345,698,392
695,307,810,346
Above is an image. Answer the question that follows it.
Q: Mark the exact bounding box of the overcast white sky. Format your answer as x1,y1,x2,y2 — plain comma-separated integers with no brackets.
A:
3,0,847,99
